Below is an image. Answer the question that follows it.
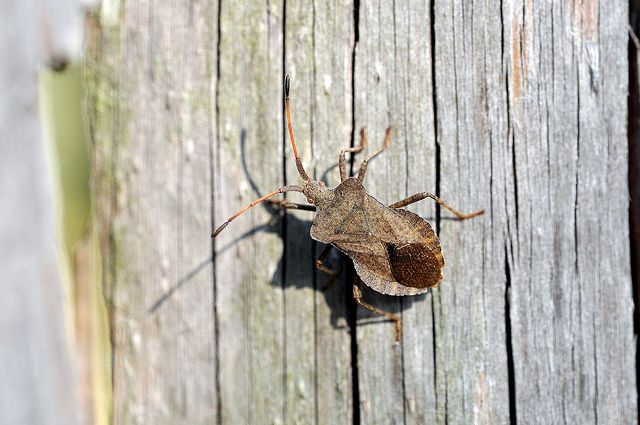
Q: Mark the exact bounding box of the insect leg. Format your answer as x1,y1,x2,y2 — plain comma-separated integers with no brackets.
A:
388,192,485,219
356,126,391,183
353,278,402,342
339,130,367,182
269,199,317,211
316,244,339,289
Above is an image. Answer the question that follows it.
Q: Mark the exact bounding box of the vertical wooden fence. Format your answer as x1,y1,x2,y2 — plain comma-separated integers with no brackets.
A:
86,0,637,423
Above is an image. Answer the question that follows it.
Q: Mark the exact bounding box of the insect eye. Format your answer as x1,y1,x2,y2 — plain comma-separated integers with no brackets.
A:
307,198,313,204
319,181,326,187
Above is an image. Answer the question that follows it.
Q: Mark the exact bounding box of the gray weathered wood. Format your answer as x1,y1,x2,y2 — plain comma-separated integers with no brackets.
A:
284,0,355,423
0,0,85,424
88,0,637,423
354,2,438,423
505,1,636,423
216,2,286,423
86,0,219,422
432,1,511,423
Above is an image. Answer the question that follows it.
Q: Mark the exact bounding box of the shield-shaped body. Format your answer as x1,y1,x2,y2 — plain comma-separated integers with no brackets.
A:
310,178,445,296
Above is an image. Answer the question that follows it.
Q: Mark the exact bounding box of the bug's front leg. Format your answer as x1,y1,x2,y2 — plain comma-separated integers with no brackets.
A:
356,126,391,183
353,278,402,342
339,129,367,182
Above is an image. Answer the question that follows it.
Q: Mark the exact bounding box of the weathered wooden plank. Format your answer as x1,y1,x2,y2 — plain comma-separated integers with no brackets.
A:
283,0,354,423
87,0,219,422
398,3,441,421
433,0,511,423
354,1,507,422
506,0,637,423
352,2,406,422
282,6,320,424
305,2,356,422
0,0,85,424
586,3,636,421
215,1,286,423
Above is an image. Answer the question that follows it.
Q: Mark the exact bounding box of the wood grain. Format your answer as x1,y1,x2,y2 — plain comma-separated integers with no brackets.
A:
87,0,219,422
88,0,637,423
216,2,286,423
354,1,438,423
506,1,636,422
284,0,355,423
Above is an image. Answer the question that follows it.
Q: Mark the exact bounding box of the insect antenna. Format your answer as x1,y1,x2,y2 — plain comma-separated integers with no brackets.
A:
211,185,303,237
285,74,310,181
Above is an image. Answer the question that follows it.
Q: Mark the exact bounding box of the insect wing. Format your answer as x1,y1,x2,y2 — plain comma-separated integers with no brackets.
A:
330,235,431,296
322,194,437,294
336,200,443,292
386,208,444,288
392,209,444,267
348,201,443,292
347,244,432,296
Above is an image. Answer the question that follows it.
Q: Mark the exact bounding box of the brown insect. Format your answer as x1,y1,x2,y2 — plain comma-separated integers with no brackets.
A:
212,75,484,341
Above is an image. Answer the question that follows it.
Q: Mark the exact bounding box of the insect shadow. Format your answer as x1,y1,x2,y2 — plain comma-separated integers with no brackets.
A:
147,129,350,326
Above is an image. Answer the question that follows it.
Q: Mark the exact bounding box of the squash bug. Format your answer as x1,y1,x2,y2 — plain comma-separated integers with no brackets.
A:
212,75,484,341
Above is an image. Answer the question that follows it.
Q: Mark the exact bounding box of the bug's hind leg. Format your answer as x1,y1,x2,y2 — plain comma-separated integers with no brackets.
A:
315,244,340,290
353,278,402,342
356,126,391,183
339,131,367,182
389,192,484,219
